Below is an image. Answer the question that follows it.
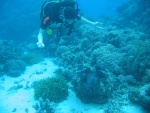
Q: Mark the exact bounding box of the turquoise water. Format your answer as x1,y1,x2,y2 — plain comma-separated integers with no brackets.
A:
77,0,128,19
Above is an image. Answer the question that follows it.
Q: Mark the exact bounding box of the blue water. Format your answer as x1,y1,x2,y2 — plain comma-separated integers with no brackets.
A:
0,0,43,41
77,0,128,19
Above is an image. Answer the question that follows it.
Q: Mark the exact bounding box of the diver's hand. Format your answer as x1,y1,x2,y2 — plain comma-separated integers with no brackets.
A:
37,41,45,48
93,21,103,29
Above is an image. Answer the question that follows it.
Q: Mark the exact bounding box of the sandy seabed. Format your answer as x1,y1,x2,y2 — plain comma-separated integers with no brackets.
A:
0,58,146,113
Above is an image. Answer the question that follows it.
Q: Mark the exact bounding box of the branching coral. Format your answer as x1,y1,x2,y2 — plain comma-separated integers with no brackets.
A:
33,76,68,103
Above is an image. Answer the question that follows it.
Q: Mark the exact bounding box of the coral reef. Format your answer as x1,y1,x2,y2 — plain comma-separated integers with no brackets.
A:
0,40,22,63
14,0,149,111
123,41,150,81
1,0,150,112
116,0,150,35
129,84,150,110
52,22,150,109
20,52,43,65
90,44,125,75
32,98,56,113
55,46,70,58
33,76,68,103
74,72,112,104
3,59,26,77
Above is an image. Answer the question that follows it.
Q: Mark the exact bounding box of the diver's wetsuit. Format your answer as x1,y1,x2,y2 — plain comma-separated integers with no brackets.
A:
40,2,63,30
40,1,81,30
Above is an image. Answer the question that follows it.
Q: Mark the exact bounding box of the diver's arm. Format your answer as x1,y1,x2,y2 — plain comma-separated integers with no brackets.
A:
37,28,45,48
81,17,102,28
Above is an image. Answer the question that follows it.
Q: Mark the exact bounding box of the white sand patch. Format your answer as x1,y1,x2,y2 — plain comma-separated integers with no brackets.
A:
0,89,35,113
0,58,58,113
56,89,104,113
122,103,146,113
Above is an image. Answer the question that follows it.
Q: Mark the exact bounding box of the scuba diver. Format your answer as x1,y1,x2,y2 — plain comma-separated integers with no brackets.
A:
37,0,101,48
